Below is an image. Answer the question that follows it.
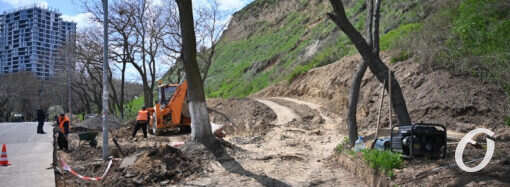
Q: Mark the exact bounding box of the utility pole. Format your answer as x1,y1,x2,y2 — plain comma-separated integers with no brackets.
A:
102,0,110,160
66,42,73,128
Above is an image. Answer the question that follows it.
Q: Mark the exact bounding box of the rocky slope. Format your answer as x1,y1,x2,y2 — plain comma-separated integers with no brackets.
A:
256,52,510,131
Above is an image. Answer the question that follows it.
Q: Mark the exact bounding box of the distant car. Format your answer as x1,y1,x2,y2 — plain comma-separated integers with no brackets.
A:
85,114,97,120
12,113,24,122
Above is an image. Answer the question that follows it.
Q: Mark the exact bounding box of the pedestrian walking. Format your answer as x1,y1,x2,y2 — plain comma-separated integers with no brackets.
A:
36,109,46,134
132,106,149,139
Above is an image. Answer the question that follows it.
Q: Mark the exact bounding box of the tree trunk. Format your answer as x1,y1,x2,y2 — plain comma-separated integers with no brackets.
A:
345,0,373,146
175,0,218,148
346,63,368,145
328,0,411,125
201,45,216,84
373,0,382,54
120,61,126,119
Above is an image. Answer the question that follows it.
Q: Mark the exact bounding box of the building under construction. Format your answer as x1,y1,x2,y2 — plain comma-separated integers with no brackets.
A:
0,5,76,79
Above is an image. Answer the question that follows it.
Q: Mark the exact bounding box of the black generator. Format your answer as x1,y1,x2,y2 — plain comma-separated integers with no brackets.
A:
390,123,447,159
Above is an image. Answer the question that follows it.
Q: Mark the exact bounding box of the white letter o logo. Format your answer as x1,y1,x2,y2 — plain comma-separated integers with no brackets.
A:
455,128,495,172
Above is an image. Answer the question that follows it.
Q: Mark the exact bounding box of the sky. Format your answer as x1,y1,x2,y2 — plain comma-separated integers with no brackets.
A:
0,0,254,82
0,0,254,30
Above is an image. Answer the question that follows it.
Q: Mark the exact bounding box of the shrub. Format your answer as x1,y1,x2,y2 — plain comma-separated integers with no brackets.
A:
505,116,510,127
335,137,350,153
380,23,423,51
361,149,403,177
390,50,412,64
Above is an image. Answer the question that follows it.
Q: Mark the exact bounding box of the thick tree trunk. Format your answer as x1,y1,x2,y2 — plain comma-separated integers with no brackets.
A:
373,0,382,54
328,0,411,125
346,63,368,145
345,0,373,146
176,0,218,148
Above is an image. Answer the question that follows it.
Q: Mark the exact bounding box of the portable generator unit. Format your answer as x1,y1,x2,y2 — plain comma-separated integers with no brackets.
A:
389,123,447,159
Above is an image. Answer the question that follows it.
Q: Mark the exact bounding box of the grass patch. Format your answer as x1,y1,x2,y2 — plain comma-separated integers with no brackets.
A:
380,23,423,51
361,149,403,177
505,116,510,127
451,0,510,56
390,50,412,64
123,96,145,120
335,137,351,153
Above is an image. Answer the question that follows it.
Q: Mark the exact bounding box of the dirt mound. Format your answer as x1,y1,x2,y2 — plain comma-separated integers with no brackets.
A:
120,145,202,186
207,98,277,136
76,116,122,130
256,52,509,131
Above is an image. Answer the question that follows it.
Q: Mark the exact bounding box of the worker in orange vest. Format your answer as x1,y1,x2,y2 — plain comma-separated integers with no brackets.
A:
132,106,149,139
57,113,70,151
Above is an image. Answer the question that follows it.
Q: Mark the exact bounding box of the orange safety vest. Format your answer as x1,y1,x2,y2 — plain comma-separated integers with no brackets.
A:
136,110,149,121
58,116,70,133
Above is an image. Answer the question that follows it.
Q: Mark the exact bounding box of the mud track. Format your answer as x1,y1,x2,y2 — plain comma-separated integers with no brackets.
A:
183,97,362,186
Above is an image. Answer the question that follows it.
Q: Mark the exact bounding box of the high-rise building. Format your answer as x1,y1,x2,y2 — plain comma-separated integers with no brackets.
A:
0,5,76,79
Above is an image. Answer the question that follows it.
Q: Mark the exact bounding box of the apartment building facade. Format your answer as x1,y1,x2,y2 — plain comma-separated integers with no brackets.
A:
0,5,76,79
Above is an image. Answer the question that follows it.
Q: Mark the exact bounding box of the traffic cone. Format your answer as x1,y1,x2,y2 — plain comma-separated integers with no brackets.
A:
0,144,11,166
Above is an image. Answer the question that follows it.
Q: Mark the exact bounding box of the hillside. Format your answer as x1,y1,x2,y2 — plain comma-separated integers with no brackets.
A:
203,0,509,100
256,52,509,132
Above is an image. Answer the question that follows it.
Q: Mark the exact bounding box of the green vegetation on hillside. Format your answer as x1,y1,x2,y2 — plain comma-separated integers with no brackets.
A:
390,0,510,98
124,96,145,120
207,9,313,98
202,0,509,99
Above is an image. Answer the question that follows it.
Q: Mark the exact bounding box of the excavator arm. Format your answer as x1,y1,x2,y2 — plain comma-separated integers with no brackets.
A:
168,81,188,125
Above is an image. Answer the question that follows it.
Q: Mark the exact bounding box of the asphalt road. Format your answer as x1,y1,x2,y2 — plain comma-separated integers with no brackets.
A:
0,122,55,187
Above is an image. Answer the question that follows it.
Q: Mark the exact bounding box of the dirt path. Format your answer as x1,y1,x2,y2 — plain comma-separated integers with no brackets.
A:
256,97,360,186
255,99,300,125
273,97,341,126
179,97,362,186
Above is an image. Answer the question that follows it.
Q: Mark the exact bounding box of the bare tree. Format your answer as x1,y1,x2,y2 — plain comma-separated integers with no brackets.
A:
328,0,411,145
175,0,218,148
160,0,226,85
109,1,138,119
195,0,227,83
74,29,143,115
345,0,381,146
84,0,158,109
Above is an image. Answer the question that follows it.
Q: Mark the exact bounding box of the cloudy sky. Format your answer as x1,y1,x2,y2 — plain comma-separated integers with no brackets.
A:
0,0,254,30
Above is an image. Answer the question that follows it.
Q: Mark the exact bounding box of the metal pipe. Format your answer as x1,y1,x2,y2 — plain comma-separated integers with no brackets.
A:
101,0,110,160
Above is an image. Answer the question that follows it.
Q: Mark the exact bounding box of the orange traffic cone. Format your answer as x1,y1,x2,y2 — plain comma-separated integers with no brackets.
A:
0,144,11,166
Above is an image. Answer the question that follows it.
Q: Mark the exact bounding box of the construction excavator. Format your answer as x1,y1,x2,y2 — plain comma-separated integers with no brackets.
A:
148,80,225,137
148,80,191,135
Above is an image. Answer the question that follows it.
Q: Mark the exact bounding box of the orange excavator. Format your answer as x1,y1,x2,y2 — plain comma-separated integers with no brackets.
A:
147,80,225,137
148,80,191,135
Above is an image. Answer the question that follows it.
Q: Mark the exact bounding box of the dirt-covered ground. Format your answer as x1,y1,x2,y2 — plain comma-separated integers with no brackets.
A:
54,53,510,186
55,97,364,186
256,52,510,186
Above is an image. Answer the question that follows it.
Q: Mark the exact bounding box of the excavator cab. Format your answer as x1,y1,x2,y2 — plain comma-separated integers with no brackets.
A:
148,81,191,135
160,85,177,107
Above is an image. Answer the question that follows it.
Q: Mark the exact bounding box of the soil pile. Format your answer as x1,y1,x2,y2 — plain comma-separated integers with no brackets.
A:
76,116,122,130
208,98,277,136
116,145,203,186
55,130,203,186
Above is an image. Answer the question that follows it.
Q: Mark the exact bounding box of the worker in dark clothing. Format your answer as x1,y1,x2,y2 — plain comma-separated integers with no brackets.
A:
132,106,149,139
36,109,46,134
57,113,71,151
